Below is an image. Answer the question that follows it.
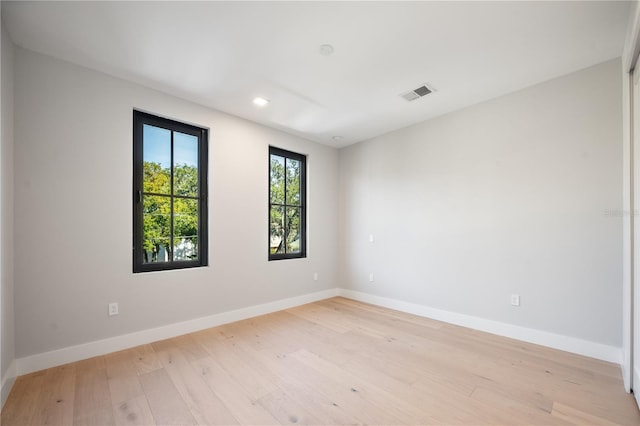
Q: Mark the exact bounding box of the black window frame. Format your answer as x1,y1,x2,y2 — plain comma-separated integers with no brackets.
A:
268,146,307,261
133,110,208,273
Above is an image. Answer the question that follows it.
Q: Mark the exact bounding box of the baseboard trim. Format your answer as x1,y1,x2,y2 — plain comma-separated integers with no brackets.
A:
622,360,632,393
338,289,622,364
16,288,339,376
634,366,640,409
13,287,623,378
1,359,16,409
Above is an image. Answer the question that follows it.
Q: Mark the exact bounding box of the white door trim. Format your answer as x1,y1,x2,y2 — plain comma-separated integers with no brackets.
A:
622,1,640,399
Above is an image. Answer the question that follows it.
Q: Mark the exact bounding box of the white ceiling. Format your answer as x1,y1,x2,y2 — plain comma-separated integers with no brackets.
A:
1,1,631,148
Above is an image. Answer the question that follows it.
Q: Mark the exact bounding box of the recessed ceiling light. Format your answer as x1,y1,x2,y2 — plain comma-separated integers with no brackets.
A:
253,97,270,107
332,135,343,141
319,44,334,56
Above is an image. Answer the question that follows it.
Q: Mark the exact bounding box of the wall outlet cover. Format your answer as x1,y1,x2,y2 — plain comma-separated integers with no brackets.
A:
108,302,119,316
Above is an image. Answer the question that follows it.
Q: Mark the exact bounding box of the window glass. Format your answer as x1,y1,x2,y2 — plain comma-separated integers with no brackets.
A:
133,111,208,272
269,147,306,260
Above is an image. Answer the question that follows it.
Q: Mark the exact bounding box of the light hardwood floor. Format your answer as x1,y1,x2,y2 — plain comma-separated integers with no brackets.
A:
2,297,639,425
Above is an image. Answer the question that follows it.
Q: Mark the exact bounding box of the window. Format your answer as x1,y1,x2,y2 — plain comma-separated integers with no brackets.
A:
133,111,208,273
269,146,306,260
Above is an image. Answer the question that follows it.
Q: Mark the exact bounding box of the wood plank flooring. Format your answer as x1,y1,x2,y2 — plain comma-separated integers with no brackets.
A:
2,297,639,425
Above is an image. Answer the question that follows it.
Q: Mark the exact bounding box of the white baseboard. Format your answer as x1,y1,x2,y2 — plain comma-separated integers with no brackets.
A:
634,366,640,409
622,360,632,393
338,289,622,364
12,287,623,382
1,359,16,409
16,288,339,376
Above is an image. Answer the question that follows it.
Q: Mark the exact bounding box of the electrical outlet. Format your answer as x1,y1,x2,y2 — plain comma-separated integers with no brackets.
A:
313,272,319,281
511,294,520,307
369,273,374,282
108,302,119,316
369,234,375,243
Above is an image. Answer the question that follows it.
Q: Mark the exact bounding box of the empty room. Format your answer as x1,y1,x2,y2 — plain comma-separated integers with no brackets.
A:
1,1,640,425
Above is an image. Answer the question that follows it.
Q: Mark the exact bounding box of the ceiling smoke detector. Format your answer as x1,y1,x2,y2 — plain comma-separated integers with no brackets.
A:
400,84,435,102
319,44,334,56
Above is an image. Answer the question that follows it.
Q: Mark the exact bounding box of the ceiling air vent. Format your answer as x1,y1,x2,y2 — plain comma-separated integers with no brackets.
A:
400,84,434,102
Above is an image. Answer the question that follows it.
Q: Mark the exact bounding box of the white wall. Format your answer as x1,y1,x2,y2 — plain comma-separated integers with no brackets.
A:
13,47,339,360
339,59,623,349
6,43,625,375
1,16,16,406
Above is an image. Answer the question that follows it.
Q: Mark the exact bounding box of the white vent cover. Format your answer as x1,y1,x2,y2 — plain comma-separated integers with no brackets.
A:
400,84,434,102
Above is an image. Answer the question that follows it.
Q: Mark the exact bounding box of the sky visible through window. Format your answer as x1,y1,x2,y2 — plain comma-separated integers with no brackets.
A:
143,124,198,168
